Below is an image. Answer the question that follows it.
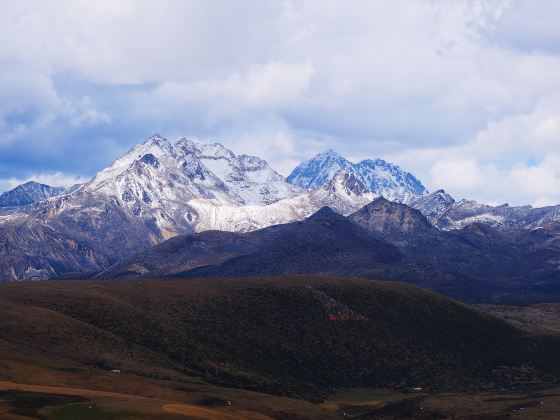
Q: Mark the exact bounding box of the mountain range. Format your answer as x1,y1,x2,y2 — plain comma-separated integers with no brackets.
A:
0,134,424,280
411,189,560,230
2,133,560,301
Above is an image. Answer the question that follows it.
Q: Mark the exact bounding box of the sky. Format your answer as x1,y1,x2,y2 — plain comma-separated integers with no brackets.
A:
1,0,560,206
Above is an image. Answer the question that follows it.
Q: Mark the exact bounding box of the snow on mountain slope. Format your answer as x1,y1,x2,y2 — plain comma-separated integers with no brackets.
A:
307,171,376,215
187,171,376,232
18,136,427,240
38,134,306,238
287,149,427,203
287,149,354,189
0,181,80,208
178,138,303,205
409,189,455,224
9,135,427,242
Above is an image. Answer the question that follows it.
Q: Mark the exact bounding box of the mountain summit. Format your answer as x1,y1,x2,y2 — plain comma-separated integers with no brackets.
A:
287,150,427,203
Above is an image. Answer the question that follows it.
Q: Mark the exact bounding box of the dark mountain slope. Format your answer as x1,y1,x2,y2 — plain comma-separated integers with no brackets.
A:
99,207,401,279
1,277,559,399
185,207,401,277
101,205,496,301
100,200,560,303
96,230,259,279
0,192,164,280
349,197,436,241
349,199,560,302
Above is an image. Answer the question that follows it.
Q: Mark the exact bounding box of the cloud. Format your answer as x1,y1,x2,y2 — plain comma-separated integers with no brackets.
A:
1,1,560,205
430,159,485,192
149,61,314,118
386,93,560,206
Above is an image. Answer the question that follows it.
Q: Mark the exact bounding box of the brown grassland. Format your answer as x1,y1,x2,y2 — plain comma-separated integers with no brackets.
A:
1,276,560,419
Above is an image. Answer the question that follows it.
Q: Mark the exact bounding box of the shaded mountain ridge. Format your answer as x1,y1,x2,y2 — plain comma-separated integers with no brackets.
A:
98,202,560,303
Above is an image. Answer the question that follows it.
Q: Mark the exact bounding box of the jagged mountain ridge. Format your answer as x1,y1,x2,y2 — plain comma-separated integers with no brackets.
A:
411,189,560,230
287,149,428,203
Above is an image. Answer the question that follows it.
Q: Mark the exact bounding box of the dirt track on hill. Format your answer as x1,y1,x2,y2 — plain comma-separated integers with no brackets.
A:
162,403,273,419
0,380,266,419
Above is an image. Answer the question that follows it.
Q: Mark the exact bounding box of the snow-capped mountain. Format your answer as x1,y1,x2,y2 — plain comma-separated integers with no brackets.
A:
0,134,429,280
410,190,560,230
0,181,80,208
71,134,305,237
307,171,376,215
3,132,560,282
287,149,427,203
42,135,380,238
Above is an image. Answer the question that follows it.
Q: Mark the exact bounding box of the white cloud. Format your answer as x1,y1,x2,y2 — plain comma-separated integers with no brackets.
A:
386,94,560,205
430,159,485,191
1,1,560,206
63,96,110,127
150,61,314,115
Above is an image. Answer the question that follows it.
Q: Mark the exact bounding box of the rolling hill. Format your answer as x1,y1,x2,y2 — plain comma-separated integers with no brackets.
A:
1,276,559,402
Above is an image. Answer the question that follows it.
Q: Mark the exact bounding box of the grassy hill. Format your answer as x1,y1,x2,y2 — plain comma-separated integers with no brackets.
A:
1,276,560,402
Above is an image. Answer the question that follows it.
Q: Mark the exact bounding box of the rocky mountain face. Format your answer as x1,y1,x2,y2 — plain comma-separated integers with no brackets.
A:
410,189,560,230
0,181,80,208
349,197,436,241
287,149,428,203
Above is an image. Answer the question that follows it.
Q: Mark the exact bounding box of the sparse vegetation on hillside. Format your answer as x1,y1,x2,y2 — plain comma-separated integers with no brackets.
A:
1,277,560,401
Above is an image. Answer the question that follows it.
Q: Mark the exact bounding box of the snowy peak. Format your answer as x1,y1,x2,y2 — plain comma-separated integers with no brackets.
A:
83,135,301,206
186,143,302,206
85,134,177,192
287,149,353,189
305,171,375,216
133,133,176,160
355,158,426,199
0,181,77,208
410,189,560,231
287,150,427,203
57,135,306,239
